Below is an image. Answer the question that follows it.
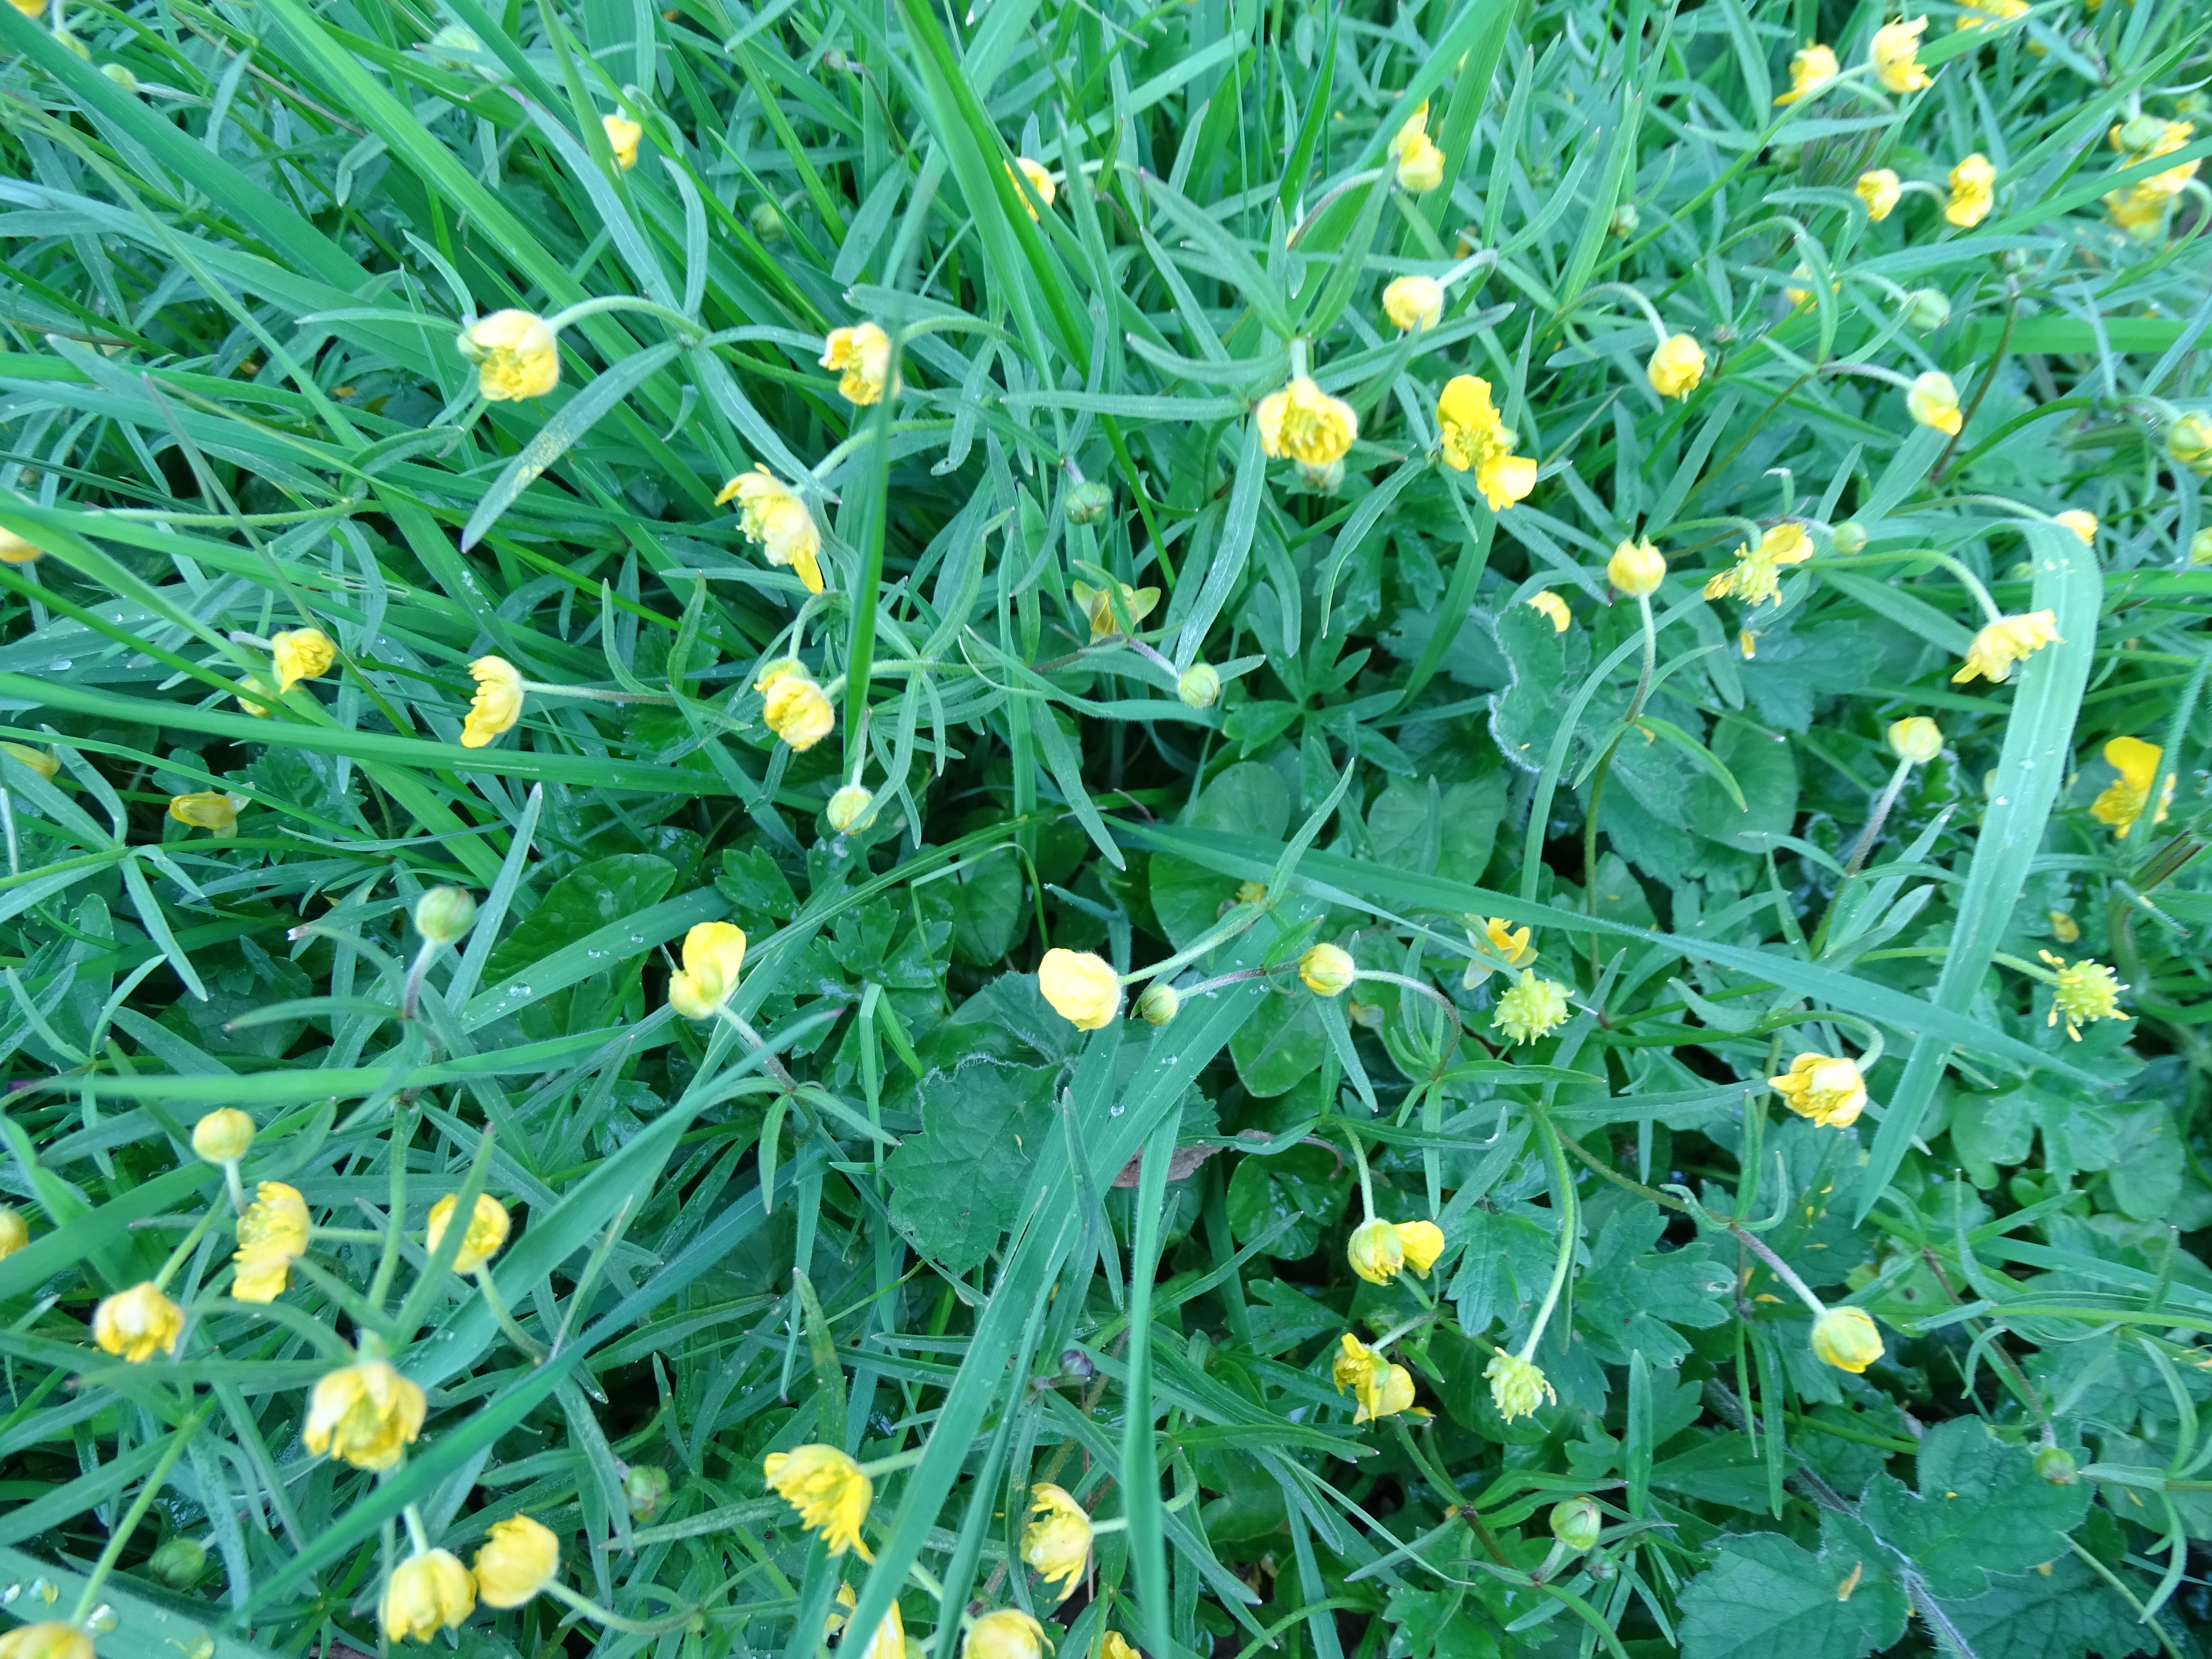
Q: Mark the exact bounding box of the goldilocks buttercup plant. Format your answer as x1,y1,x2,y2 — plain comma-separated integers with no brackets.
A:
0,0,2208,1654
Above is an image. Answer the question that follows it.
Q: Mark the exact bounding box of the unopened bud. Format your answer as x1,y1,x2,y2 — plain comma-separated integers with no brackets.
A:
413,886,477,945
623,1464,671,1518
2032,1445,2078,1485
1549,1496,1602,1553
1298,943,1357,997
191,1109,255,1165
1887,716,1942,765
1297,459,1345,494
1136,982,1181,1026
2119,114,2167,153
2166,412,2212,469
2191,527,2212,566
751,202,788,244
1066,480,1112,525
1178,662,1221,709
52,27,90,58
101,62,138,90
1996,247,2027,274
1770,144,1802,170
1903,289,1950,333
1059,1347,1094,1380
148,1537,207,1588
1831,521,1867,555
1607,203,1639,238
826,784,873,835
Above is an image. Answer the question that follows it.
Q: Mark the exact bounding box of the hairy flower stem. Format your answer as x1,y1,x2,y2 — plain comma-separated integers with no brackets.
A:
1520,1114,1580,1364
1840,756,1915,879
1725,1223,1828,1318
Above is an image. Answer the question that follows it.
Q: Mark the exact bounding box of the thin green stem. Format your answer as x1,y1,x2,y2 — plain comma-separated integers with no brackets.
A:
1728,1222,1827,1318
472,1266,549,1362
152,1206,224,1292
1519,1114,1579,1363
69,1406,210,1624
544,1573,699,1634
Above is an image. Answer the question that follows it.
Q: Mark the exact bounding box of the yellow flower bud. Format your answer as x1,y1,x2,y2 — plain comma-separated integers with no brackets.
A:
1394,134,1445,193
303,1359,427,1470
271,627,336,693
821,322,893,406
1855,168,1901,221
0,742,58,779
169,791,246,838
0,1205,27,1260
1905,370,1962,435
232,1181,310,1303
192,1107,256,1164
1178,662,1221,707
761,668,836,751
1646,333,1705,399
1526,591,1572,632
461,309,560,401
718,467,824,594
1887,717,1942,764
1347,1217,1405,1284
0,1624,93,1659
964,1610,1048,1659
1768,1052,1867,1128
2052,509,2096,545
92,1281,185,1362
827,784,873,834
2168,412,2212,469
667,920,748,1019
1038,948,1122,1030
1607,538,1666,596
473,1513,560,1607
1100,1635,1139,1659
1869,17,1930,93
1021,1483,1092,1602
2048,910,2080,944
426,1193,511,1272
1256,376,1357,467
1010,156,1056,216
0,527,43,564
1484,1350,1555,1420
1775,43,1837,104
1299,943,1357,996
1810,1306,1884,1373
602,112,642,170
461,655,524,748
381,1548,476,1642
1953,611,2061,685
1943,153,1997,227
1382,275,1444,332
764,1444,874,1558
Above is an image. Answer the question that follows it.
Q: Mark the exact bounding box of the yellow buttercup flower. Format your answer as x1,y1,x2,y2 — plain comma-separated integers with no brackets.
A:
718,468,824,594
1299,942,1357,996
965,1610,1048,1659
1461,915,1537,989
1493,970,1569,1045
462,655,524,747
236,673,276,718
1348,1217,1445,1284
1070,579,1160,639
2103,120,2199,236
2053,510,2096,545
192,1107,255,1163
1905,370,1962,435
232,1181,310,1303
1527,591,1572,632
271,626,336,693
764,1444,874,1559
1856,168,1902,221
1009,156,1056,216
1388,106,1446,193
1768,1052,1867,1128
382,1548,475,1642
0,742,58,779
1435,375,1537,510
668,920,748,1019
1485,1350,1555,1420
1646,333,1705,399
1020,1483,1092,1602
1953,611,2060,684
1775,44,1838,105
304,1359,427,1470
1332,1333,1417,1423
1703,522,1812,608
603,112,643,170
2090,735,2171,836
2039,950,2127,1040
1100,1634,1138,1659
1608,537,1666,596
1944,153,1996,227
756,662,836,751
92,1281,184,1362
0,1207,28,1260
0,1625,93,1659
821,322,893,406
1956,0,2028,29
426,1193,511,1272
1256,376,1357,467
169,791,247,838
1870,17,1931,93
474,1513,560,1607
1382,274,1444,332
461,309,561,401
830,1585,906,1659
1811,1306,1883,1373
1038,948,1122,1029
1386,101,1429,159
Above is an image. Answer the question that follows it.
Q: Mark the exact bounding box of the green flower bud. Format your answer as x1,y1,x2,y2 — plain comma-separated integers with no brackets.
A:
623,1464,671,1518
1136,981,1181,1026
826,784,873,835
2032,1446,2078,1485
1607,203,1639,238
149,1537,207,1588
1066,480,1113,525
1549,1496,1603,1554
1177,662,1221,709
751,202,787,244
100,63,138,90
1831,521,1867,555
2119,114,2167,154
2166,412,2212,469
1297,458,1345,494
413,886,477,945
2191,527,2212,566
52,27,90,58
1903,288,1950,334
1769,144,1802,170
